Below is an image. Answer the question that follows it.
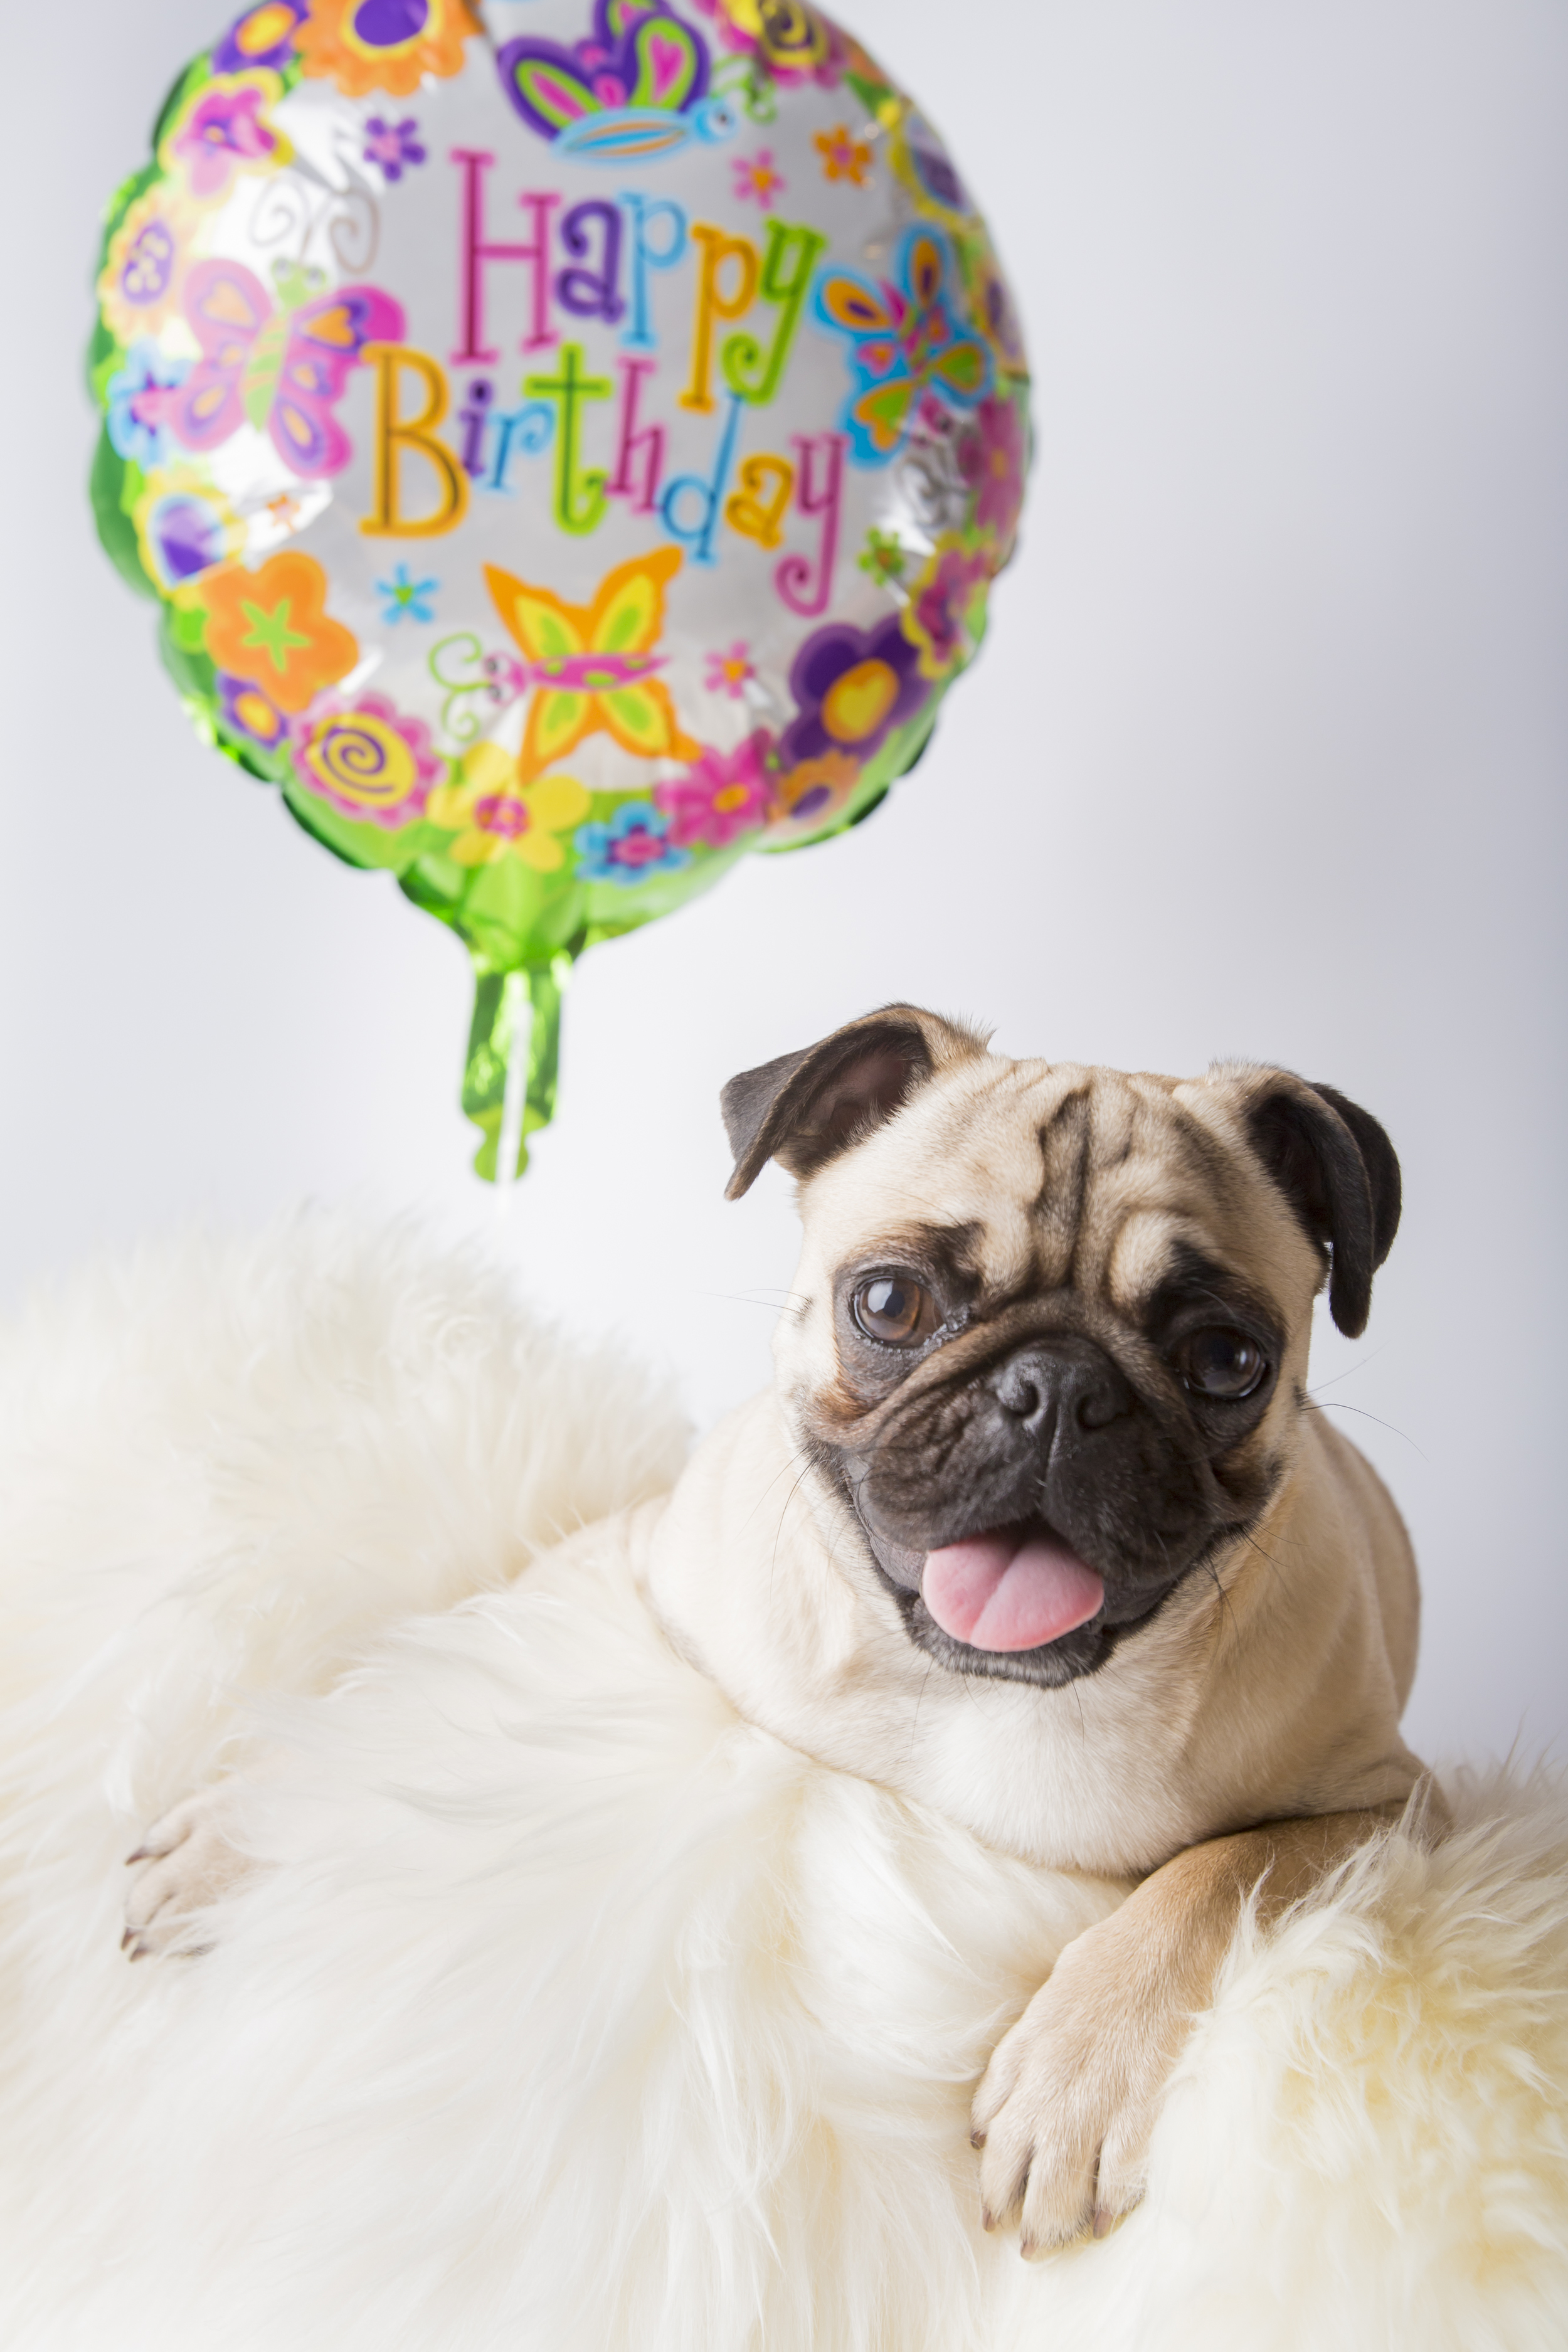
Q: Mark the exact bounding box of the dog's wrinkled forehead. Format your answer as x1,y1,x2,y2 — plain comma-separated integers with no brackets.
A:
721,1006,1402,1340
805,1057,1293,1315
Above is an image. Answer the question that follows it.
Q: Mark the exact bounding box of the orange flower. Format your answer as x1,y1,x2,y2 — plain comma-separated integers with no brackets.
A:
194,551,358,714
296,0,480,98
814,125,872,186
763,749,861,839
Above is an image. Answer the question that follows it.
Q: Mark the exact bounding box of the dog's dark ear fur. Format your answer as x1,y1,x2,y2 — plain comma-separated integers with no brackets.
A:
1241,1074,1402,1338
721,1007,986,1200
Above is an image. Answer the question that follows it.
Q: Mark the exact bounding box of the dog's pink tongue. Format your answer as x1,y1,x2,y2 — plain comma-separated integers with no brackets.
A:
921,1530,1104,1653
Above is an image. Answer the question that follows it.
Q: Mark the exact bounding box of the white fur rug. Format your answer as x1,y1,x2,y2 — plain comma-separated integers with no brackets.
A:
0,1216,1564,2351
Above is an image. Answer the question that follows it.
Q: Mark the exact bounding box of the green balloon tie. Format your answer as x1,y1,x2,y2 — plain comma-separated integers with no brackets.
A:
463,951,573,1184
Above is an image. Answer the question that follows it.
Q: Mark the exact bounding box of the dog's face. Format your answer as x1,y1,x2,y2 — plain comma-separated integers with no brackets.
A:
722,1010,1401,1691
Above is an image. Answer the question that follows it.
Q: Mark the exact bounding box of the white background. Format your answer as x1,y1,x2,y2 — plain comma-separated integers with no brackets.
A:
4,0,1564,1767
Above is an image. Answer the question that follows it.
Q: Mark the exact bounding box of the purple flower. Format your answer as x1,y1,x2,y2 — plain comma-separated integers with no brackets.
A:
218,672,289,750
781,613,930,770
213,1,307,73
363,115,426,182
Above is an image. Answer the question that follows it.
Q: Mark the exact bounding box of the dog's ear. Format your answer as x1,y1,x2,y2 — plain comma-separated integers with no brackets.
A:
721,1007,987,1200
1237,1073,1402,1338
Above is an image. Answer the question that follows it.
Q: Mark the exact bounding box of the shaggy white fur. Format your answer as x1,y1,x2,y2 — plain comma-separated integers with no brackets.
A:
0,1216,1564,2350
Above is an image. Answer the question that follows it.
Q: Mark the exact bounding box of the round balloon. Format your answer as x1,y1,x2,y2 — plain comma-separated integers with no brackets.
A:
90,0,1030,1176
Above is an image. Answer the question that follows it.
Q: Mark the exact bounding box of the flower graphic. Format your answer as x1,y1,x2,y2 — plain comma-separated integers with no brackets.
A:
765,749,861,836
218,671,289,751
972,254,1027,370
427,743,591,871
132,465,245,591
105,343,191,470
781,613,930,769
98,191,194,345
213,0,308,72
297,0,480,98
814,124,872,185
485,547,699,782
575,802,691,888
261,490,305,532
901,539,989,681
732,149,785,209
194,551,358,714
889,112,972,220
292,692,443,829
363,115,426,181
958,395,1026,554
655,733,773,849
857,527,907,586
689,0,845,86
377,562,438,624
161,72,290,203
703,640,755,699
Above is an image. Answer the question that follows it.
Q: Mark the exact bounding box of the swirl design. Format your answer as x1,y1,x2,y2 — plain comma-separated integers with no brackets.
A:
755,0,832,72
306,715,413,804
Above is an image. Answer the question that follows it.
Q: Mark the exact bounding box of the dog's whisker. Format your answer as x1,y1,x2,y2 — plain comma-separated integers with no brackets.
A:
1301,1400,1427,1458
1307,1343,1389,1396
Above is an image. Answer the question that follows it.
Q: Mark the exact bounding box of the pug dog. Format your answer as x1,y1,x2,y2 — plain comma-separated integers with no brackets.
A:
125,1006,1437,2258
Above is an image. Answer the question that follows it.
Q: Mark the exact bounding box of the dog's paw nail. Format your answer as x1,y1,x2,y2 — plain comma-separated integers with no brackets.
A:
970,2128,986,2149
119,1926,134,1951
127,1941,148,1962
124,1847,151,1866
980,2208,995,2233
1093,2205,1115,2240
1020,2237,1039,2263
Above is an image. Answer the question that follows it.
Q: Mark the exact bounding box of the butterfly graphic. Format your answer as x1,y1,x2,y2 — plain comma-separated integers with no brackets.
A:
812,226,993,467
554,96,737,162
497,0,722,162
162,258,405,480
484,546,701,780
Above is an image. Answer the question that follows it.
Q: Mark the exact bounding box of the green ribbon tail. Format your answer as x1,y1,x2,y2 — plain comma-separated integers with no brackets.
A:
462,953,573,1184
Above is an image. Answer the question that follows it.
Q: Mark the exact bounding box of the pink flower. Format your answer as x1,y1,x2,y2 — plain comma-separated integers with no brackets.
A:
733,149,785,209
172,81,283,200
290,692,442,830
903,543,990,681
703,641,755,700
655,733,774,849
959,396,1027,552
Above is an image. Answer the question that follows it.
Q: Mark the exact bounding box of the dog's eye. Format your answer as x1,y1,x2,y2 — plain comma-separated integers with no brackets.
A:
852,1276,933,1346
1178,1328,1268,1399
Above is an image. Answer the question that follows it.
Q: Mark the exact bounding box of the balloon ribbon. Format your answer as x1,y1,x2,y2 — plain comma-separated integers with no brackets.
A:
463,953,573,1182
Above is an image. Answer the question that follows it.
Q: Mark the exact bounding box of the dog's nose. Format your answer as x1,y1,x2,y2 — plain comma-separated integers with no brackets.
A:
990,1341,1133,1436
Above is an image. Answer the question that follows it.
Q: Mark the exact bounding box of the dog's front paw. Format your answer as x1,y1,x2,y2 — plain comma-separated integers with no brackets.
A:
971,1907,1197,2256
123,1787,250,1961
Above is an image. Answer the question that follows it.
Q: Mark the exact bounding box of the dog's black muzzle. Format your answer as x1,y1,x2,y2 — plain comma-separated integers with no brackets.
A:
840,1332,1234,1688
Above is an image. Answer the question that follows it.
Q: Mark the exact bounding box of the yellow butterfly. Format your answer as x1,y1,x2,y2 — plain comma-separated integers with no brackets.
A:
484,546,700,782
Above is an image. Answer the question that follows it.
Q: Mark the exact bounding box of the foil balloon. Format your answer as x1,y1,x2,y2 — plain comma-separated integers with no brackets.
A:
90,0,1029,1177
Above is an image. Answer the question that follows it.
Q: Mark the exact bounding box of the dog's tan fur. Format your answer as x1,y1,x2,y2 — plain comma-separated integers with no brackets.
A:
127,1010,1436,2255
